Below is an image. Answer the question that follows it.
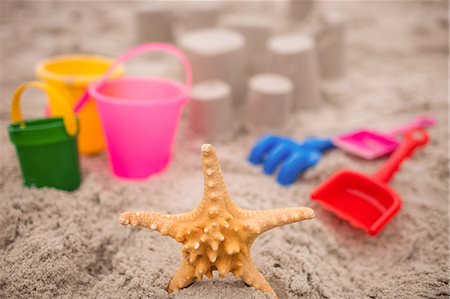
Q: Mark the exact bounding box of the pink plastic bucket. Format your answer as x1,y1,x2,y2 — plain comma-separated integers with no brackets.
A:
76,43,192,179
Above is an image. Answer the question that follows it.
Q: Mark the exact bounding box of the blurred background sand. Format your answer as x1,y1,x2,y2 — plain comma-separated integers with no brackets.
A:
0,1,448,298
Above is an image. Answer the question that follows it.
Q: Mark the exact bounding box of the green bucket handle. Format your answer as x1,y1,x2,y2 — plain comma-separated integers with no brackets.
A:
11,81,78,136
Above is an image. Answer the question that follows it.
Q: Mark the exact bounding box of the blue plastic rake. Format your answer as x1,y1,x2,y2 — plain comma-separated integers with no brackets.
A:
248,135,335,186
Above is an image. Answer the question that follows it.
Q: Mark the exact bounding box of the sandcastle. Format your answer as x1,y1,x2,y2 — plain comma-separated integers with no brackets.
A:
120,144,314,298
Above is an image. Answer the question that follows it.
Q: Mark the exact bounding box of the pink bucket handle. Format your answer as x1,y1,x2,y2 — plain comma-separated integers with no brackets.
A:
385,115,437,137
74,43,192,113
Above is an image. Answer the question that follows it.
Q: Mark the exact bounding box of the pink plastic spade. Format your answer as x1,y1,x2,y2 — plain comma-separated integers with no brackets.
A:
333,116,436,160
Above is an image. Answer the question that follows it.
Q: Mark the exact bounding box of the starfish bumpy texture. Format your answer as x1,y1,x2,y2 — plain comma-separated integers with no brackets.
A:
119,144,314,298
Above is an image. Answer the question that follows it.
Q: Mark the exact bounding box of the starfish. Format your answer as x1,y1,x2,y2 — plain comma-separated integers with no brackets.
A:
119,144,314,298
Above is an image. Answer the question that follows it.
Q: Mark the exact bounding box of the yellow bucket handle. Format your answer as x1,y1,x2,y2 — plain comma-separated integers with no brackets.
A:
11,81,78,137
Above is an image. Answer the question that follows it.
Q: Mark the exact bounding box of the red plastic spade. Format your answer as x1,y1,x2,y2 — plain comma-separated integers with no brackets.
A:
311,128,430,236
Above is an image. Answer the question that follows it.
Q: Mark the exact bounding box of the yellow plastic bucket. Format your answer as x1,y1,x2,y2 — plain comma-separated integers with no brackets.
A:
35,55,123,155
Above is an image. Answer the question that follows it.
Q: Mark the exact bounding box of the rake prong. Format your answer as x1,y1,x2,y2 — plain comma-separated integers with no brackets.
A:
262,143,292,175
277,150,321,185
248,135,280,165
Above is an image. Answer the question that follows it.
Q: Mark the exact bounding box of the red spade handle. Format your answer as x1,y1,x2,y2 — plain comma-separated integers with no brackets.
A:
373,128,430,183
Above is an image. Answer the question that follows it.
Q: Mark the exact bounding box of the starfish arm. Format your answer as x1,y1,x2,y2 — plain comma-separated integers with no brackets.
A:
239,207,315,236
197,144,240,214
167,261,196,293
119,211,197,239
238,256,278,299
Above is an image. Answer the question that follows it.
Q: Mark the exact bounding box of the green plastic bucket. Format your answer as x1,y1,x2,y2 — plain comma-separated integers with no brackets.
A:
8,81,81,191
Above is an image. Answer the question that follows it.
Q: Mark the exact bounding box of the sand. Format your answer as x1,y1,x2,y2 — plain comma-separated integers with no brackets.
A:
0,1,449,298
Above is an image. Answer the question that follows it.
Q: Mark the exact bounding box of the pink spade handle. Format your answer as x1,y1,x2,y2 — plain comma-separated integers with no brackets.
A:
386,116,437,137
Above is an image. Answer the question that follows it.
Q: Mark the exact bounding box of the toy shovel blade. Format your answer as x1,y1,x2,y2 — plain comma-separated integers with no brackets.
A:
312,128,430,236
311,170,402,235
